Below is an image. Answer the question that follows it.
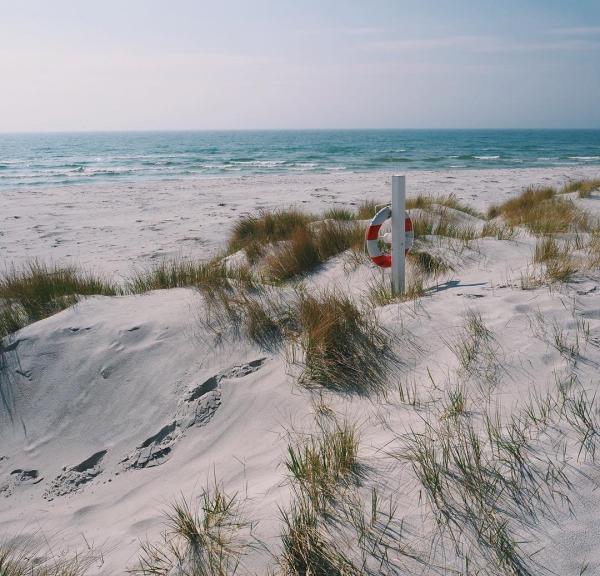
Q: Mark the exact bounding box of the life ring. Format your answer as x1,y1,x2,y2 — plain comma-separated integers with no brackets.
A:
365,206,413,268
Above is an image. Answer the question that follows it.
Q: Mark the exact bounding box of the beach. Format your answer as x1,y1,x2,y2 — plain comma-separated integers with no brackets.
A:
2,165,600,574
3,165,600,277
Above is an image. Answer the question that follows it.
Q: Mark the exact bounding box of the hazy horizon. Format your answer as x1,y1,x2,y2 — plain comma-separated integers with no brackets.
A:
3,128,600,136
1,0,599,132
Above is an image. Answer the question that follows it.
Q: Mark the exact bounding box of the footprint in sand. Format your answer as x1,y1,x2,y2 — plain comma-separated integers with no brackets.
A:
44,450,107,499
0,468,43,497
120,358,268,470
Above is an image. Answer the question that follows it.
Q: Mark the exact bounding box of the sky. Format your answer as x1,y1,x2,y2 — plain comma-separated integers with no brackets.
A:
0,0,599,131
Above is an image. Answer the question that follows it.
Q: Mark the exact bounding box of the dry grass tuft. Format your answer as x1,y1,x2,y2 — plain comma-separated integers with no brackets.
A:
265,228,322,282
132,482,252,576
228,209,314,255
354,200,382,220
487,185,587,235
265,221,363,282
294,289,394,394
285,420,359,510
532,237,577,283
322,207,355,221
561,178,600,198
407,249,449,277
0,537,97,576
411,209,479,242
279,492,357,576
406,194,484,218
0,261,117,339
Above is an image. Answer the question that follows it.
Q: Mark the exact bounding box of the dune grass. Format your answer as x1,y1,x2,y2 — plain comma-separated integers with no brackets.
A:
407,249,449,277
126,259,231,293
560,178,600,198
0,262,117,339
294,289,394,394
0,538,96,576
354,199,382,220
286,420,359,511
531,237,577,283
279,491,357,576
322,207,355,221
228,209,314,256
406,193,484,219
132,482,251,576
487,185,587,235
265,220,363,282
411,209,479,243
264,227,322,282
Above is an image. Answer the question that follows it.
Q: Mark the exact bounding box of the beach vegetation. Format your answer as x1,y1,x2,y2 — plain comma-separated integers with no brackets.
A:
0,261,117,339
406,193,484,219
285,419,359,511
487,185,588,235
132,482,252,576
354,199,382,220
532,237,577,283
0,537,97,576
407,249,449,277
293,288,393,394
322,207,355,221
481,221,518,240
366,272,425,306
227,209,314,257
560,178,600,198
411,209,479,242
265,220,363,282
279,491,357,576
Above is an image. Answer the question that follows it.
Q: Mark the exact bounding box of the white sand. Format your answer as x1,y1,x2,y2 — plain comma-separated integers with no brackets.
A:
2,165,599,278
1,166,600,574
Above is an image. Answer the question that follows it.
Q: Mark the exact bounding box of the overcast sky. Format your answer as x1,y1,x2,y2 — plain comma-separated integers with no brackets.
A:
1,0,599,131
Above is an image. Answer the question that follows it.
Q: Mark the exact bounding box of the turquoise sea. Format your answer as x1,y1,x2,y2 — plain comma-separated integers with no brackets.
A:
0,129,599,190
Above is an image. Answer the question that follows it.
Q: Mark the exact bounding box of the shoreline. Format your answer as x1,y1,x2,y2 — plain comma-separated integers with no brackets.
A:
2,165,600,277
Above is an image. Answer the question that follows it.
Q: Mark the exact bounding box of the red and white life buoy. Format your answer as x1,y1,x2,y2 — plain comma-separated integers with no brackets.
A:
365,206,413,268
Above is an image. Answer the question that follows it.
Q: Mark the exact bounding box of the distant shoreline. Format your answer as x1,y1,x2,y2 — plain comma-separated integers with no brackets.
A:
1,129,599,191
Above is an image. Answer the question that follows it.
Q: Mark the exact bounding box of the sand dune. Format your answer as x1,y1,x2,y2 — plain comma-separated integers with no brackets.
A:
2,168,600,574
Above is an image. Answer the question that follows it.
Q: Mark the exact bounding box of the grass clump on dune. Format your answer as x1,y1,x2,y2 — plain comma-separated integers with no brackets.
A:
265,220,363,282
294,289,393,394
0,261,117,339
411,209,479,242
280,492,357,576
286,420,359,510
132,482,252,576
532,237,577,283
126,258,255,294
280,417,363,576
265,227,322,282
226,208,363,282
406,193,484,219
228,209,314,257
487,185,587,235
354,199,382,220
0,538,96,576
561,178,600,198
322,207,355,221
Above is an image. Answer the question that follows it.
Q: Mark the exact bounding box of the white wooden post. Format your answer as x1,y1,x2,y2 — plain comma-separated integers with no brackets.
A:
391,175,406,295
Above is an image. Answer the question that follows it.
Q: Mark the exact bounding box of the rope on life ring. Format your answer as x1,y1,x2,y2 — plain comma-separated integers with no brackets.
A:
365,206,413,268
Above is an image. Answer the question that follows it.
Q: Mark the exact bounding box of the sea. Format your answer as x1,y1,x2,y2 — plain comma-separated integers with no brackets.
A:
0,129,599,190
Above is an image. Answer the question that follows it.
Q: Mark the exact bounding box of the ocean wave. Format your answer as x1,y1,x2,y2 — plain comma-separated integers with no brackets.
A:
228,160,287,167
474,155,500,160
371,157,412,163
568,156,600,161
